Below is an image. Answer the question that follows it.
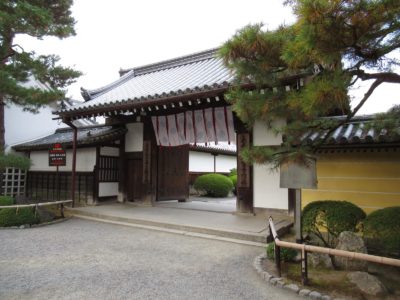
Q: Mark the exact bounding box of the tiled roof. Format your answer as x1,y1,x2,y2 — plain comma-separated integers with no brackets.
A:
303,115,400,147
190,142,237,155
13,125,126,151
61,48,234,115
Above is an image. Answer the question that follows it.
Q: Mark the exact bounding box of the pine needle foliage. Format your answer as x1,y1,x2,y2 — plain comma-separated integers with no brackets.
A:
0,0,82,151
220,0,400,168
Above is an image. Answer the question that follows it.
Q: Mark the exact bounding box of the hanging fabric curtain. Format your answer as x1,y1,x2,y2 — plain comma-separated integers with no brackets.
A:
151,106,235,146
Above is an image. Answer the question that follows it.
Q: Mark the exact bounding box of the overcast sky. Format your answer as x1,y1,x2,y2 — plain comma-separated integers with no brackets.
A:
15,0,400,115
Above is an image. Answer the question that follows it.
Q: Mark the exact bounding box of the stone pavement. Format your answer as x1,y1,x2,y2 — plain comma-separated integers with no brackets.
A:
0,218,301,300
67,200,292,245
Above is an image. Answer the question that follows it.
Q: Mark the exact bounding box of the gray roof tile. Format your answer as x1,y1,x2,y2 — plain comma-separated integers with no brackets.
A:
13,125,126,151
64,49,234,115
303,115,400,146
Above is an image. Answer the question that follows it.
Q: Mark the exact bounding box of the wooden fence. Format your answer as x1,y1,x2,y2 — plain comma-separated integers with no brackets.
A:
26,171,95,203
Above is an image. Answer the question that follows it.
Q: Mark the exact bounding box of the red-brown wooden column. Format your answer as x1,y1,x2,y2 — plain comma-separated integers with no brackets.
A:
235,118,254,214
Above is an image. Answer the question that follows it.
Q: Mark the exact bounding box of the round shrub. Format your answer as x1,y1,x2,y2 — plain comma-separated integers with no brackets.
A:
0,207,40,227
302,200,366,248
266,242,297,262
363,206,400,256
229,175,237,195
194,173,234,197
0,196,14,206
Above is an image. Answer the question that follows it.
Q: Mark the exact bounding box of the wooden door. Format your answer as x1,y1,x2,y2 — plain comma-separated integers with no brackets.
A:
157,145,189,201
126,159,144,202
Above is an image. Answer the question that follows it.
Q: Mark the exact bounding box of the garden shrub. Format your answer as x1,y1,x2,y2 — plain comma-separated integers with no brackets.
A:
229,175,237,195
228,168,237,176
302,200,366,248
0,196,14,206
363,206,400,257
194,173,233,197
0,207,40,227
266,242,297,262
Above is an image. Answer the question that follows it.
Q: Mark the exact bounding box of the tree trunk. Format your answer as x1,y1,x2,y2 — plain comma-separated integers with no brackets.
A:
0,96,4,154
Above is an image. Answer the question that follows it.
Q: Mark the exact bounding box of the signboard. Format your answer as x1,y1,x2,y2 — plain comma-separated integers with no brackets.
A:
49,143,66,166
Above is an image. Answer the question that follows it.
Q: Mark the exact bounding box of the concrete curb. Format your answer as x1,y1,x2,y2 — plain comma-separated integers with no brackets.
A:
253,253,346,300
0,217,70,230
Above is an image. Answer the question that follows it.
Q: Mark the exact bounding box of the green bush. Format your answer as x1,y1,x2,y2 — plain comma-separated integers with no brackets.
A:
194,173,234,197
229,175,237,195
0,207,40,227
364,206,400,256
302,200,366,248
228,168,237,176
0,196,14,206
266,242,297,262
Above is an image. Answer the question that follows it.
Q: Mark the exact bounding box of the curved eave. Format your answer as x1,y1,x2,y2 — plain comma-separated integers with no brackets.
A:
55,84,233,120
13,128,127,152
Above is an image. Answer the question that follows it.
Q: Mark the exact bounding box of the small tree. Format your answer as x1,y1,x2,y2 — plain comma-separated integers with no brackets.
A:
220,0,400,167
0,0,82,152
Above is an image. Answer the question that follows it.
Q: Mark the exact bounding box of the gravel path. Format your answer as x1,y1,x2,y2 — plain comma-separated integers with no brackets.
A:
0,218,299,300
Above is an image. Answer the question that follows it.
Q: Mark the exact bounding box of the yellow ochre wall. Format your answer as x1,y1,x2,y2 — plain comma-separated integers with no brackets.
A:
302,149,400,215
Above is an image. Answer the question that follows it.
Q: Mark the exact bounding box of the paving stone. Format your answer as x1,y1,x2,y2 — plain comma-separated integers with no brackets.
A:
284,284,300,293
321,295,331,300
276,280,285,288
309,291,322,299
299,289,311,297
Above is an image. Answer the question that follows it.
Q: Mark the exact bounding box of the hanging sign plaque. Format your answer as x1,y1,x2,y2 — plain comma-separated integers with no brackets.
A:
49,143,66,166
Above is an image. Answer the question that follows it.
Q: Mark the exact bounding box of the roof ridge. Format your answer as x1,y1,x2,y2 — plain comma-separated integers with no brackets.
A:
80,48,220,102
121,48,220,77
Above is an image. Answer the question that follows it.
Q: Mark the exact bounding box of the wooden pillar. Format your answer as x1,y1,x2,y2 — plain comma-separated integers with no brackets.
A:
142,117,157,205
235,117,253,214
118,135,126,203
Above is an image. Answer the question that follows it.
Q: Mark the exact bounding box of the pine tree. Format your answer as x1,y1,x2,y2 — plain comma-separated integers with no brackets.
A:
220,0,400,168
0,0,81,152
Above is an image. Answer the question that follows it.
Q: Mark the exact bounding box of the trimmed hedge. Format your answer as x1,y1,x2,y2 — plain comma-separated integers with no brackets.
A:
266,242,297,262
364,206,400,257
229,175,237,195
302,200,366,248
194,173,234,197
0,207,40,227
0,196,14,206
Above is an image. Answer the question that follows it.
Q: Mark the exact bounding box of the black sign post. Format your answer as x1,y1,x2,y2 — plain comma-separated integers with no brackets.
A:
49,144,66,201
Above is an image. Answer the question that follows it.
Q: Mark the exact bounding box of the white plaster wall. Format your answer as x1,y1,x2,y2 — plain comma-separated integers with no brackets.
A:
30,148,96,172
216,155,236,173
125,123,143,152
253,119,286,146
100,146,119,157
252,119,288,210
253,164,288,210
98,182,119,197
189,151,214,172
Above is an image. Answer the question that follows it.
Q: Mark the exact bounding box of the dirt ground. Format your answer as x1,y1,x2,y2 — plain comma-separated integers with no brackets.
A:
263,253,400,300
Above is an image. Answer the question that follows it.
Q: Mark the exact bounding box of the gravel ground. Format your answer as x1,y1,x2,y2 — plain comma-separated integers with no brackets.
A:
0,218,299,300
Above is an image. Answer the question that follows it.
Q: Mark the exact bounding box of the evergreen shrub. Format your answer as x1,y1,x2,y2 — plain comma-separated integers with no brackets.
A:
266,242,297,262
0,196,14,206
0,207,40,227
364,206,400,257
302,200,366,248
194,173,233,197
229,175,237,195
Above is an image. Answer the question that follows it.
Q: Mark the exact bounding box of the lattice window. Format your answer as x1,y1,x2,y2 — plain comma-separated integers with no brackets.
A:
1,168,26,197
98,156,119,182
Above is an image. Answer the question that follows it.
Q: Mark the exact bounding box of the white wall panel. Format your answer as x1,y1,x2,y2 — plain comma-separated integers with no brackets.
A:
30,148,96,172
189,151,214,172
125,123,143,152
215,155,236,173
252,119,288,209
98,182,119,197
100,146,119,157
